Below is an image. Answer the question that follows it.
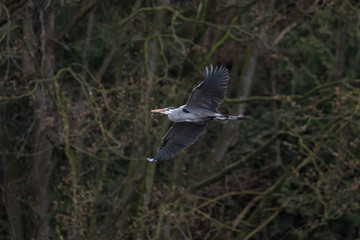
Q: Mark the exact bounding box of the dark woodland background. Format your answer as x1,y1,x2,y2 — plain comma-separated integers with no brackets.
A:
1,0,360,239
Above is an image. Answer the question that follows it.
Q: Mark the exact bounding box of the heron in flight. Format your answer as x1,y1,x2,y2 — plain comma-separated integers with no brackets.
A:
147,65,250,162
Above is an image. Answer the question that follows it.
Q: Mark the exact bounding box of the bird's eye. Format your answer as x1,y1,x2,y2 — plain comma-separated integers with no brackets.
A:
169,107,175,110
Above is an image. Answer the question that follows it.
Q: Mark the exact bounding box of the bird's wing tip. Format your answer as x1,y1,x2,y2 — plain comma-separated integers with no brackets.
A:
146,158,156,162
205,64,214,76
206,64,229,75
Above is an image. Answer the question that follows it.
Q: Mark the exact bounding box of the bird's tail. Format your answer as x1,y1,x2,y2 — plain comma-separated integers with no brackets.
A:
215,114,250,124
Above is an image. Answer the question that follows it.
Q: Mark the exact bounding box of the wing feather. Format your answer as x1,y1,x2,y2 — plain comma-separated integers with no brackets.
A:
154,122,207,161
184,65,229,112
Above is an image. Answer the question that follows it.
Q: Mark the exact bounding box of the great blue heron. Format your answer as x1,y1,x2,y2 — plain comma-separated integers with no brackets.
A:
147,65,250,162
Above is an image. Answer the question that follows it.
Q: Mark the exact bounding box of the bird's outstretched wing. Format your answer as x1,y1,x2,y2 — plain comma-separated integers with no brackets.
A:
150,122,207,161
184,65,229,112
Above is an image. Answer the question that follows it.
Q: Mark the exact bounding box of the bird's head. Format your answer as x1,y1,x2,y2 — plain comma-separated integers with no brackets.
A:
151,107,175,115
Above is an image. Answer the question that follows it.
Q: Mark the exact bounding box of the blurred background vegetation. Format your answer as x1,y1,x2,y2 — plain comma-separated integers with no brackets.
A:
1,0,360,239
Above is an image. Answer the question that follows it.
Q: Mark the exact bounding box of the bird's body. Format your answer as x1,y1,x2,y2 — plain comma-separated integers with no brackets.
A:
147,65,250,162
167,105,200,122
167,105,221,123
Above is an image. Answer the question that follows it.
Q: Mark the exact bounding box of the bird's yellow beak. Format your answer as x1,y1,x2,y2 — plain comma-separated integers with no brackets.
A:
151,108,166,113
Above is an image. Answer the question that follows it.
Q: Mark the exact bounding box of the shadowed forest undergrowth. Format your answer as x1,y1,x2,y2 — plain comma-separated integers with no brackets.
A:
1,1,360,239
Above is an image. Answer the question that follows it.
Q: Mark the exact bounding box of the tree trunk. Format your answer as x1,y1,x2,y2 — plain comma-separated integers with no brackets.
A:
270,57,282,166
134,1,170,239
30,3,56,239
2,125,25,240
0,1,37,239
204,0,274,170
334,30,346,175
206,40,260,165
22,0,36,81
81,8,95,79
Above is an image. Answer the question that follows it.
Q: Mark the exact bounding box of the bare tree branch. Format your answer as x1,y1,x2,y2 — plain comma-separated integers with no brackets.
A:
57,0,99,40
0,0,28,27
187,133,283,194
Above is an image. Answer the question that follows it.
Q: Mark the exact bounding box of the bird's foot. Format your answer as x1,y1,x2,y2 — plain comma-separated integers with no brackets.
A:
238,114,251,120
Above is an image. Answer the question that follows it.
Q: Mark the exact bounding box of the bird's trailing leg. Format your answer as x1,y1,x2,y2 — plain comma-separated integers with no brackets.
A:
215,114,250,123
228,114,251,120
